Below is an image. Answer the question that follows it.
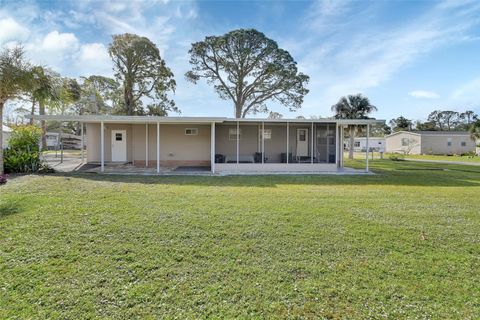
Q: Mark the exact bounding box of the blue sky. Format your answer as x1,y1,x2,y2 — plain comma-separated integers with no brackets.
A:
1,0,480,121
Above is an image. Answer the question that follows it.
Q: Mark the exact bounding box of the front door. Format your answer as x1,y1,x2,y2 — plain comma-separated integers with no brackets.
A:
296,128,308,157
111,130,127,162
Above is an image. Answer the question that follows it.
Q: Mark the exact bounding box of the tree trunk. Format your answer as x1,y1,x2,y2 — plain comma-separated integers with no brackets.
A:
39,101,47,150
124,79,135,115
30,99,36,125
349,126,355,160
235,102,242,118
0,101,4,175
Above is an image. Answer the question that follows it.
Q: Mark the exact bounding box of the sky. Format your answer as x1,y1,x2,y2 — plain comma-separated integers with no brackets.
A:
1,0,480,121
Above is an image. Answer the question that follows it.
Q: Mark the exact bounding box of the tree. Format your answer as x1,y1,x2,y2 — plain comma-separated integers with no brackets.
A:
389,116,412,132
267,111,283,119
469,119,480,144
108,33,177,115
460,110,478,125
331,94,377,160
427,110,444,130
415,120,437,131
78,75,121,115
440,111,459,131
30,66,60,149
0,46,32,174
185,29,309,118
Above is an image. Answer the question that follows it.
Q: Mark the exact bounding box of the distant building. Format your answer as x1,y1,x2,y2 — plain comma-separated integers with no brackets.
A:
385,131,476,155
346,137,385,152
46,132,84,150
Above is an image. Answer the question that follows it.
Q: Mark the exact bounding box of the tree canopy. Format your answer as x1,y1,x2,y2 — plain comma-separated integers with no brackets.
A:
331,94,377,160
109,33,177,116
185,29,309,118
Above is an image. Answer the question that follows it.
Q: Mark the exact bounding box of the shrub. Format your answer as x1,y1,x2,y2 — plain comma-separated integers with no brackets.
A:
0,174,7,185
4,125,43,173
389,154,405,161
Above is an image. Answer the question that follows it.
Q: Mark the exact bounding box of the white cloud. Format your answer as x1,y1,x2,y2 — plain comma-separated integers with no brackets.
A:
41,31,79,51
77,43,112,77
0,17,30,44
450,77,480,105
409,90,440,99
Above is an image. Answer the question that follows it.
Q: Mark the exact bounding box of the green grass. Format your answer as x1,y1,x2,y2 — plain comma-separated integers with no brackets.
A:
400,153,480,163
1,160,479,318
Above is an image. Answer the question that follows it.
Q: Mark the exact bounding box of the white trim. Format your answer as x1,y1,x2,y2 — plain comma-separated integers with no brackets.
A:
100,121,104,172
211,122,215,173
236,121,239,164
366,124,370,172
311,122,314,164
262,121,265,164
80,122,84,163
286,122,289,164
156,122,160,173
145,123,148,167
335,124,339,167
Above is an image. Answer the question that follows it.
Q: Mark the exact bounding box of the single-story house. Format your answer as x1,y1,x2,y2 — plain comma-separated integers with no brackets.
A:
346,137,385,152
27,115,384,174
46,132,84,149
2,124,12,149
385,131,476,155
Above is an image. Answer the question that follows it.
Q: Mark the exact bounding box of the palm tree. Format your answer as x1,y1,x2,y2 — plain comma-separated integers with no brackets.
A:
0,46,32,174
469,120,480,154
30,66,60,149
331,94,378,160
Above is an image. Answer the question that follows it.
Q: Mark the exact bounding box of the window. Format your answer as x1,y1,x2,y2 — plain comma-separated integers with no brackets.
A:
298,129,306,141
447,138,452,147
259,129,272,140
185,128,198,136
115,133,123,141
461,141,467,147
354,141,361,147
229,128,241,140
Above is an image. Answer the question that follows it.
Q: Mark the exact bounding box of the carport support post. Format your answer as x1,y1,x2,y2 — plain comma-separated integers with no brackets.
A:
335,124,339,167
366,124,370,172
211,122,215,173
261,121,265,164
100,121,104,172
145,123,148,167
156,122,160,173
286,122,289,164
80,122,84,163
311,122,314,164
236,121,239,164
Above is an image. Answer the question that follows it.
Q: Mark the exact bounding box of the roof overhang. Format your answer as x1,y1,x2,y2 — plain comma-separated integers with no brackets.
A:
25,115,385,126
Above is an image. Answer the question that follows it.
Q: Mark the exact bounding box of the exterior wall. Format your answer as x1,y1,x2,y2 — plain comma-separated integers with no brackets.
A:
385,132,421,154
216,163,338,173
2,131,11,148
87,123,211,168
350,138,385,152
420,134,475,155
215,123,334,163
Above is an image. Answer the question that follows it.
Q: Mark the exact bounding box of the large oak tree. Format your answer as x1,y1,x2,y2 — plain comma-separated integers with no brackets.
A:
185,29,309,118
109,33,177,116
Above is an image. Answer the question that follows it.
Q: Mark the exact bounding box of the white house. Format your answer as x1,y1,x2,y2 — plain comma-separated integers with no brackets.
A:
347,137,385,152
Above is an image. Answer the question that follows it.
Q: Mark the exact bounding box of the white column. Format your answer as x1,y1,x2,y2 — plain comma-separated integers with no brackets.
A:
335,124,339,167
211,122,215,173
262,121,265,164
286,122,289,164
366,124,370,172
236,121,239,164
311,122,314,164
156,122,160,173
80,122,84,163
145,123,149,167
340,126,344,167
100,121,104,172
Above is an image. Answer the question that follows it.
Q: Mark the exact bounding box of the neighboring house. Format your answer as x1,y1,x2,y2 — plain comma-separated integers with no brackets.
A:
28,115,384,174
385,131,476,155
46,132,84,150
346,137,385,152
2,125,12,149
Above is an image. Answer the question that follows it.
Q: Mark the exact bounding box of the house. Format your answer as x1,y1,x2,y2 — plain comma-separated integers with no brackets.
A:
27,115,384,174
385,131,476,155
2,125,12,149
346,137,385,152
45,132,84,149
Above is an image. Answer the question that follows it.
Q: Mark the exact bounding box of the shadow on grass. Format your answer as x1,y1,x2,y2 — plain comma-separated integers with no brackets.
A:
0,198,22,219
45,159,480,188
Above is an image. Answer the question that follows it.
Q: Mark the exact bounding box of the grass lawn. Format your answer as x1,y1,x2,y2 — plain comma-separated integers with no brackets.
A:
1,160,479,318
400,153,480,163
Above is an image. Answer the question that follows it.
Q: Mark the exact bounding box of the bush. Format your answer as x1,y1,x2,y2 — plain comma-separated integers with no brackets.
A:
389,154,405,161
0,173,7,185
4,125,43,173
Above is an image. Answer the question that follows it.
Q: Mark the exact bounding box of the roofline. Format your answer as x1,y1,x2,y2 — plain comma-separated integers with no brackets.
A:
386,130,471,138
25,115,385,125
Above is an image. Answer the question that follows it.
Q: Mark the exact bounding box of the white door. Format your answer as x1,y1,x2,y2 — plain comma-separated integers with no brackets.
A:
296,128,308,157
111,130,127,162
